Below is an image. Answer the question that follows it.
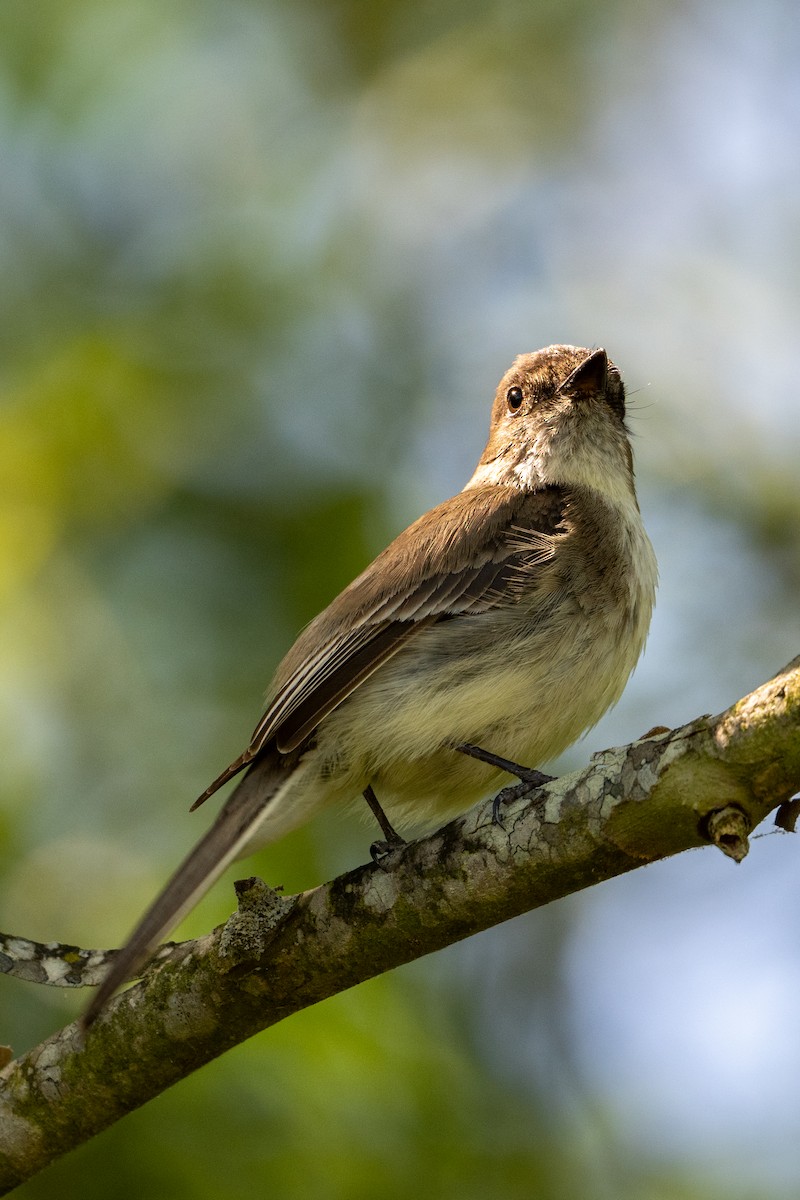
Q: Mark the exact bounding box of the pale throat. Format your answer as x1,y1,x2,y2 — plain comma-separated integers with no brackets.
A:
467,434,637,512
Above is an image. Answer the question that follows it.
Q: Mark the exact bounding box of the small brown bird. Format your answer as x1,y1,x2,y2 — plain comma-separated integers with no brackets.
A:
83,344,657,1026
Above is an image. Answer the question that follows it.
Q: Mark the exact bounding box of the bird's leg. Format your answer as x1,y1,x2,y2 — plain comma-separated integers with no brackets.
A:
456,741,553,783
363,784,406,863
456,743,555,826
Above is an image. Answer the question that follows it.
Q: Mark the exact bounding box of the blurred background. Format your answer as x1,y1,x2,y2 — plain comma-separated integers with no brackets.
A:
1,0,799,1196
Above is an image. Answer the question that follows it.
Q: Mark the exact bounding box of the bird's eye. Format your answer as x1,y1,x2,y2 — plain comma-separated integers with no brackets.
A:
506,386,524,413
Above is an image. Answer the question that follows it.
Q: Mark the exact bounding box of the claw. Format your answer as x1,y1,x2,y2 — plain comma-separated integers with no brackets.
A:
369,837,406,868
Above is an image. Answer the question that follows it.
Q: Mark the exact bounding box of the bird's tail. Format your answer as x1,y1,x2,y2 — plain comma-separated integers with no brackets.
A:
81,751,293,1028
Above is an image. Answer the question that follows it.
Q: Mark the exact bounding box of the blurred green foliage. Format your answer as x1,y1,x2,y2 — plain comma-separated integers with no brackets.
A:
0,0,798,1197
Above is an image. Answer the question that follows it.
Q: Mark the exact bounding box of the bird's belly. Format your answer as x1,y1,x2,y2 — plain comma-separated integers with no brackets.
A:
311,604,645,829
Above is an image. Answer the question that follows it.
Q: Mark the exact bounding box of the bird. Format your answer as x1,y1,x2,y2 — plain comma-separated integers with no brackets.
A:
82,343,657,1027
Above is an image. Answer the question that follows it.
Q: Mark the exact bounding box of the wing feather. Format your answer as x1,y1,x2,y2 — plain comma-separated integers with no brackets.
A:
195,484,566,806
254,486,565,752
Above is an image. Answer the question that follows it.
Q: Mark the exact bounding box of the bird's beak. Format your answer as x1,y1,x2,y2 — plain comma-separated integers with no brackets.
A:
558,348,608,399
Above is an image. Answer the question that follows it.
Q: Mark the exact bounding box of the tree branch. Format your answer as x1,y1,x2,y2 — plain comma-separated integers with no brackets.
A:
1,656,799,1192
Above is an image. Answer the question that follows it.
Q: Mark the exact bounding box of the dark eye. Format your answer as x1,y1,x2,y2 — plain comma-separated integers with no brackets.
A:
506,385,524,413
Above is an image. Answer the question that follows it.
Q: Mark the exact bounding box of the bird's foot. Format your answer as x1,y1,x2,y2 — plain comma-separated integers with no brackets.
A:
456,743,555,827
363,785,406,865
369,836,406,866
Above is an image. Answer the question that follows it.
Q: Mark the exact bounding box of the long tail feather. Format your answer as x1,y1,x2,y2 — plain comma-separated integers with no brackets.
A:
82,753,289,1028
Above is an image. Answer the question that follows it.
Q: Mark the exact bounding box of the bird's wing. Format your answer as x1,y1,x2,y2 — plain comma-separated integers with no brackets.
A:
194,484,565,805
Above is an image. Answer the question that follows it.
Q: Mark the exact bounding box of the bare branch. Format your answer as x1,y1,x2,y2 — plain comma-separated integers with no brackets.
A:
0,656,798,1193
0,936,177,989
